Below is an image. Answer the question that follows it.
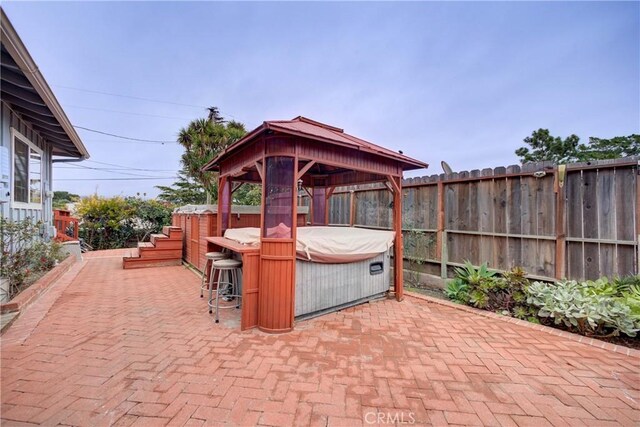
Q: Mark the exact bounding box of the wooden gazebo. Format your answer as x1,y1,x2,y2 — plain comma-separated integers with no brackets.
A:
204,116,427,333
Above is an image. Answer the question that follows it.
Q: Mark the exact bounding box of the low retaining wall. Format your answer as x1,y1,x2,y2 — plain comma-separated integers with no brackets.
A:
0,255,77,314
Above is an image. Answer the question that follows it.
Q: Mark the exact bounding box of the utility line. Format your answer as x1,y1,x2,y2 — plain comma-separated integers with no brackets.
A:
74,126,177,144
65,105,192,121
56,166,176,172
53,84,242,121
53,84,207,109
55,177,178,181
83,139,174,146
54,163,174,178
85,159,179,171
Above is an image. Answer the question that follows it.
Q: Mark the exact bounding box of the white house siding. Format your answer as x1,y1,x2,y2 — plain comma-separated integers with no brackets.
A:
0,101,54,237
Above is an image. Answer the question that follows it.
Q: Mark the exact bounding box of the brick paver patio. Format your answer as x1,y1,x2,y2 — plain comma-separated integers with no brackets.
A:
1,250,639,426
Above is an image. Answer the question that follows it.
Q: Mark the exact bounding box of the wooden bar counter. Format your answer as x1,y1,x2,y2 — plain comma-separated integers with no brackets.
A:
205,237,260,330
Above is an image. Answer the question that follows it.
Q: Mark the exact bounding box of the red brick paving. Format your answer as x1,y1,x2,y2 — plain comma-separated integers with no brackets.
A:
1,250,639,426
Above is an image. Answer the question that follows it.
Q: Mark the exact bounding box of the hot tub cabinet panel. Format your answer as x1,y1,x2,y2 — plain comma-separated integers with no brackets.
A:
295,250,391,318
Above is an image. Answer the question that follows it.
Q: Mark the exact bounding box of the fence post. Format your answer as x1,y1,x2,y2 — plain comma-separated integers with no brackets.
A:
441,230,448,279
554,165,567,280
349,190,355,227
436,181,446,278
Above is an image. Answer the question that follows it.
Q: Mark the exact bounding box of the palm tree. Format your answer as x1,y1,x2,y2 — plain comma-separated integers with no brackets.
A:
177,107,246,203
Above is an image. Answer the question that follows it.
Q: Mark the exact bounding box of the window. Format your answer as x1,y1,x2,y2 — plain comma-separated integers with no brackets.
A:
263,156,294,238
12,129,42,207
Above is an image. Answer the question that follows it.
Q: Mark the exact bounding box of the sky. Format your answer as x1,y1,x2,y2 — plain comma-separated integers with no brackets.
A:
3,1,639,197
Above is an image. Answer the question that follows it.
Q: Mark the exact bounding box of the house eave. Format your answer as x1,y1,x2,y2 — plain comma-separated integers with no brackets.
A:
0,7,89,159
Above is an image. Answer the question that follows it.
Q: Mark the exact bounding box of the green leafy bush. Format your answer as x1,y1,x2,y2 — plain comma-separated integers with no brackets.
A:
77,196,174,250
444,278,468,304
444,260,640,340
1,218,66,301
527,278,640,337
445,261,536,319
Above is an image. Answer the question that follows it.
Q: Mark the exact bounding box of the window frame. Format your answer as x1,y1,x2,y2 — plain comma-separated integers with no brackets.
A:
11,128,43,210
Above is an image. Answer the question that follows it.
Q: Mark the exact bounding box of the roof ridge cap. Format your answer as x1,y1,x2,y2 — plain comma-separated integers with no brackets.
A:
292,116,344,133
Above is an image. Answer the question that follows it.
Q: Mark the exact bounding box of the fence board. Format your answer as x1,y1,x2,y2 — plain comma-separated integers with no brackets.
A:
618,246,636,277
598,169,616,240
582,170,598,239
467,178,480,264
445,184,459,262
584,242,600,279
600,243,615,279
615,168,635,241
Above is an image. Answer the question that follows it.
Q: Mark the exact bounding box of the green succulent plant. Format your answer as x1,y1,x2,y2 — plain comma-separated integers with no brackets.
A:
527,279,640,337
444,278,469,304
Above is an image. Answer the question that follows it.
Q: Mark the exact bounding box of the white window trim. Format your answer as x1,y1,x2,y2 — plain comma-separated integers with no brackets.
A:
10,128,43,210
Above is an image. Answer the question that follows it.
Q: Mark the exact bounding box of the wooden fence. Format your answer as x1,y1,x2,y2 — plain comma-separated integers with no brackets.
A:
322,157,638,282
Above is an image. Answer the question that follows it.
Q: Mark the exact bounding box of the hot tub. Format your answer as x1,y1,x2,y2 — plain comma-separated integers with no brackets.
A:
223,226,394,319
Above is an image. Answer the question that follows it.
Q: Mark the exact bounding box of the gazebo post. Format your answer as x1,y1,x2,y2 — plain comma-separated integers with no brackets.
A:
390,175,404,301
217,175,231,237
258,154,297,333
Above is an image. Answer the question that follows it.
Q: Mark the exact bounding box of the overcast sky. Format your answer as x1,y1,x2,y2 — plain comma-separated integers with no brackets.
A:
3,1,639,197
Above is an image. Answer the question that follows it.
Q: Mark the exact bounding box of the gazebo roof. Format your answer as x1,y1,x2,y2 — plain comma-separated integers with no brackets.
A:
204,116,428,172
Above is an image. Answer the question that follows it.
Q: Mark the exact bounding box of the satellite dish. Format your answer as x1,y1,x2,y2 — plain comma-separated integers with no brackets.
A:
441,161,453,174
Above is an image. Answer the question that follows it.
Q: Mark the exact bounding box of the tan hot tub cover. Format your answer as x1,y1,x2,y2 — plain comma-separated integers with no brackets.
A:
223,226,395,263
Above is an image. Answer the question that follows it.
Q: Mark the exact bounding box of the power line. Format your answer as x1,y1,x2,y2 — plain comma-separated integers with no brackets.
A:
57,166,176,172
55,177,178,181
66,105,192,121
54,163,174,178
84,139,172,146
57,164,176,172
85,159,179,171
53,84,207,109
53,84,242,121
74,126,177,144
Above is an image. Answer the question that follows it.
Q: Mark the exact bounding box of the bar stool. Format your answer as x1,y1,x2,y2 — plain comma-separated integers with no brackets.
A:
208,258,243,323
200,252,229,298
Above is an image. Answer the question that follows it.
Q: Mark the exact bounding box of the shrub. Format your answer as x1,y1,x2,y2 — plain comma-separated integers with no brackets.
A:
0,218,66,301
77,196,174,250
445,261,535,319
527,278,640,338
444,278,468,304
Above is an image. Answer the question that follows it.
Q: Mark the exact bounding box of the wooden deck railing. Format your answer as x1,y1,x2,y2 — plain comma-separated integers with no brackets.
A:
53,209,79,242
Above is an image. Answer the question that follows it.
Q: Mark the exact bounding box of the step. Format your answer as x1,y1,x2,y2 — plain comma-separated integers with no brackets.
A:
150,233,168,245
123,257,182,269
149,236,182,250
138,242,154,249
138,248,182,260
162,226,184,239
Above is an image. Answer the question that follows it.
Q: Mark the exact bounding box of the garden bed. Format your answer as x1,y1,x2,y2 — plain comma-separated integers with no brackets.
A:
440,262,640,351
1,254,76,315
536,318,640,350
